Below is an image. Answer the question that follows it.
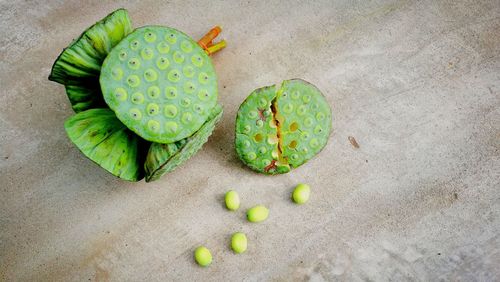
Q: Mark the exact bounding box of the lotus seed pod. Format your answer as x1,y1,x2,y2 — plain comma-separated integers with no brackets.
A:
235,86,290,174
49,9,132,112
100,26,218,143
194,246,212,267
144,104,223,182
64,108,145,181
231,232,247,254
246,205,269,222
292,183,310,204
235,79,332,174
224,190,240,211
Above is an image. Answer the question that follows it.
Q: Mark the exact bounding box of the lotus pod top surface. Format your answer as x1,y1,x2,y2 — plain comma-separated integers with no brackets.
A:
100,26,218,144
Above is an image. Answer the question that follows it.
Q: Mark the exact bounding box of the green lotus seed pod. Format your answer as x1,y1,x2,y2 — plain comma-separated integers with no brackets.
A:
64,108,145,181
235,85,290,174
235,79,332,174
224,190,240,211
292,183,310,204
100,26,218,143
247,205,269,223
144,104,223,182
49,9,132,112
194,246,212,267
231,232,247,254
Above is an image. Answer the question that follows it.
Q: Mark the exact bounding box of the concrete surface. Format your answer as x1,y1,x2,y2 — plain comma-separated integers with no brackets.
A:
1,0,499,281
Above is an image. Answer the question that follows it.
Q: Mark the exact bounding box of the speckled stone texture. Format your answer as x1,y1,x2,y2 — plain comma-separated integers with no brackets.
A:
0,0,499,281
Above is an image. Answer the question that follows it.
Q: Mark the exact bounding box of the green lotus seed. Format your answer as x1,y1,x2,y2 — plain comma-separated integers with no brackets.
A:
247,205,269,223
224,190,240,211
231,232,247,254
194,246,212,267
292,183,310,204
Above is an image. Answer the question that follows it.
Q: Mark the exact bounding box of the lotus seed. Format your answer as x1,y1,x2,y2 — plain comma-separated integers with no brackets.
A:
292,183,310,204
247,205,269,222
194,246,212,267
224,190,240,211
231,232,247,254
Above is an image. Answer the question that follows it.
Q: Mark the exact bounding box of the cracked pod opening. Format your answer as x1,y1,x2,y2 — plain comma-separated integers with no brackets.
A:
100,26,218,144
145,104,223,182
235,79,332,174
49,9,133,112
64,108,145,181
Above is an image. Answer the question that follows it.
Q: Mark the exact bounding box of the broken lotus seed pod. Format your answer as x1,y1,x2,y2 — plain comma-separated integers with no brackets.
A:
49,9,133,112
64,108,145,181
100,26,218,143
235,79,332,174
144,104,223,182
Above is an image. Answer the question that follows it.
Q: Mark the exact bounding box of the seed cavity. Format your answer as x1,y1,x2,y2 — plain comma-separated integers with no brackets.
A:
198,72,209,84
297,105,307,116
144,68,158,82
164,105,178,118
156,56,170,69
310,138,319,148
192,54,204,67
168,69,181,82
147,86,161,99
173,51,185,63
147,103,160,116
141,47,154,60
180,98,191,107
128,58,140,70
157,41,170,53
254,133,263,142
316,112,325,121
247,152,257,160
197,89,210,101
147,120,160,133
283,103,293,113
183,66,195,77
184,82,196,94
131,92,144,104
129,108,142,120
166,33,177,44
248,111,258,119
114,88,127,101
118,50,127,61
144,31,157,42
165,86,177,99
164,121,178,134
130,40,140,50
127,75,140,87
193,104,203,114
181,112,193,124
181,40,193,53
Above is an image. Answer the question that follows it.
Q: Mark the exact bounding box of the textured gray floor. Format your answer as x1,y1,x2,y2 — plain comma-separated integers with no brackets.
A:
1,0,499,281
